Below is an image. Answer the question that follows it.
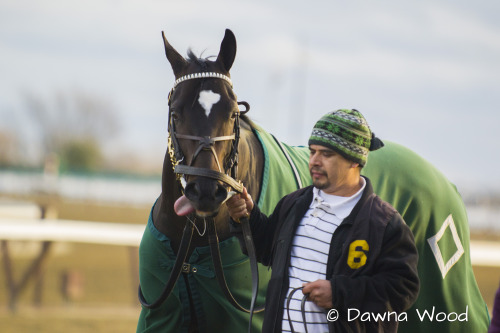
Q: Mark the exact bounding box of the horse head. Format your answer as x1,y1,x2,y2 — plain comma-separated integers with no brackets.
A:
162,29,243,217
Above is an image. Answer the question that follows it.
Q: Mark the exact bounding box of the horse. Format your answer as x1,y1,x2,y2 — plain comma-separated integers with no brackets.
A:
137,29,490,333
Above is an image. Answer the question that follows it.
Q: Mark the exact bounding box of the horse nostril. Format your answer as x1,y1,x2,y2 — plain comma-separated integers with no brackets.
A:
184,182,201,201
215,184,228,203
184,180,227,213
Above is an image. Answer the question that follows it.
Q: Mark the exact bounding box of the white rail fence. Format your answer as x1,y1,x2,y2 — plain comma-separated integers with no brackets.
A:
1,200,499,312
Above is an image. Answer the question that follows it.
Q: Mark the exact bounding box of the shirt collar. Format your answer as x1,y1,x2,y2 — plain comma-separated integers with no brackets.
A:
311,178,366,219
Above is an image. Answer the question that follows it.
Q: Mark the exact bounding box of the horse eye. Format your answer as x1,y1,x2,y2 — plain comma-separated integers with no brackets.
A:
171,111,179,121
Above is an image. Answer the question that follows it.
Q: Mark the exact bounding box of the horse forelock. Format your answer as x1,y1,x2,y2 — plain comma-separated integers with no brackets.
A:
177,49,253,127
187,49,212,71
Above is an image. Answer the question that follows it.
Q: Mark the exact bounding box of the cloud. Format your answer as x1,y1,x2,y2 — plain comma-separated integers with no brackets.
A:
1,0,499,190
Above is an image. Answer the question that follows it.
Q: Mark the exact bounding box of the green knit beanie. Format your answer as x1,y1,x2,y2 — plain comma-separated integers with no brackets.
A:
308,109,384,166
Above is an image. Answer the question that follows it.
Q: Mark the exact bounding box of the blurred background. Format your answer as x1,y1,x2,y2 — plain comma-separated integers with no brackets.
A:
1,0,499,332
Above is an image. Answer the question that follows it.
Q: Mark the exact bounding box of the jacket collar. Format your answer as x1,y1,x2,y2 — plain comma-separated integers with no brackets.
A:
340,176,374,226
294,176,373,225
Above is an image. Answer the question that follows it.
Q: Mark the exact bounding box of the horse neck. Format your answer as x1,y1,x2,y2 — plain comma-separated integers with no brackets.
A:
153,120,263,253
153,151,184,249
236,119,263,203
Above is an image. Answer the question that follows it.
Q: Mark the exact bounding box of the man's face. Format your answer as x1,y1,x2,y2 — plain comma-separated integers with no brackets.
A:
308,144,358,196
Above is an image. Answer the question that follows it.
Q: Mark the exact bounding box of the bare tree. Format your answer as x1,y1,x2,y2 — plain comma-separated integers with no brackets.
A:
0,130,20,167
23,89,120,171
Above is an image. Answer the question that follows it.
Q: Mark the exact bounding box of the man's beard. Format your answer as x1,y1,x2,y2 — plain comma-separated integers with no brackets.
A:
312,178,330,190
310,168,329,190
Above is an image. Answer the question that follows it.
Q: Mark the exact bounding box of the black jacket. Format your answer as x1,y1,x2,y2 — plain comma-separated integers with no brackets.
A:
231,177,419,332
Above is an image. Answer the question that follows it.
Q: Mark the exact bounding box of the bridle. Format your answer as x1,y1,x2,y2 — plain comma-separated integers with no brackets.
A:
166,71,246,192
138,71,263,333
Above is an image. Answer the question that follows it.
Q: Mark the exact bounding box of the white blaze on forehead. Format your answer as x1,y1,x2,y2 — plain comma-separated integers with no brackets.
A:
198,90,221,117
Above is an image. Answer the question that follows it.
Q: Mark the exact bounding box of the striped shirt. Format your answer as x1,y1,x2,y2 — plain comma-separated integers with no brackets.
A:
282,179,366,332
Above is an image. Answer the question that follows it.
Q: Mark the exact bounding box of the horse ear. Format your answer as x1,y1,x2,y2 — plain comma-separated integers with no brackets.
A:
216,29,237,72
162,31,188,78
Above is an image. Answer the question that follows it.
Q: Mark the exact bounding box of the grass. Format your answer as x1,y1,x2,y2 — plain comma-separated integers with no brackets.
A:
474,266,500,314
0,241,142,332
0,239,140,333
0,197,149,333
0,306,139,333
0,197,499,332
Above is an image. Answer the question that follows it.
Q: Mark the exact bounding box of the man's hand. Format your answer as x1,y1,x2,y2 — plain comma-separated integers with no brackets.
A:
302,280,333,309
226,187,254,222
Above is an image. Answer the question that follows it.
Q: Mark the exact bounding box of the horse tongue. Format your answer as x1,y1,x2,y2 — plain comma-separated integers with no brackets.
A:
174,195,195,216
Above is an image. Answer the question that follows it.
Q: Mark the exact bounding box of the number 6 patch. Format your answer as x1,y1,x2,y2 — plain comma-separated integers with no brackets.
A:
347,240,369,269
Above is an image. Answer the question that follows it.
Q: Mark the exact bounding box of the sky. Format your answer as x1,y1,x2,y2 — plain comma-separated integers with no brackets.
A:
1,0,500,194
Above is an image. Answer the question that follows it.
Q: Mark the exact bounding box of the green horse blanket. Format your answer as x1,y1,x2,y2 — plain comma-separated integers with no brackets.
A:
363,141,489,332
138,126,490,332
136,124,310,333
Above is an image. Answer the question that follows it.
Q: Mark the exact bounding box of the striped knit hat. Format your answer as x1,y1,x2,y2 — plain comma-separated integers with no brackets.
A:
308,109,384,166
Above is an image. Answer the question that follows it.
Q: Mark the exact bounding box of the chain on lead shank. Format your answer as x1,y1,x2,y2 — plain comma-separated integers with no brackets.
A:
168,134,183,181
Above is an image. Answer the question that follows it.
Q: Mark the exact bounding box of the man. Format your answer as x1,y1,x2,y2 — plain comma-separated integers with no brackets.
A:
490,282,500,333
226,109,419,332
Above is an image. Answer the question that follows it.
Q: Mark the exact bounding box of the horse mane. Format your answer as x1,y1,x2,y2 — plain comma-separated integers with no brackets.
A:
240,114,256,129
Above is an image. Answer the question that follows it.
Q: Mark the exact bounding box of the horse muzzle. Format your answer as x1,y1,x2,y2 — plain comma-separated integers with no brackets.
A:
172,165,243,217
183,178,228,217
